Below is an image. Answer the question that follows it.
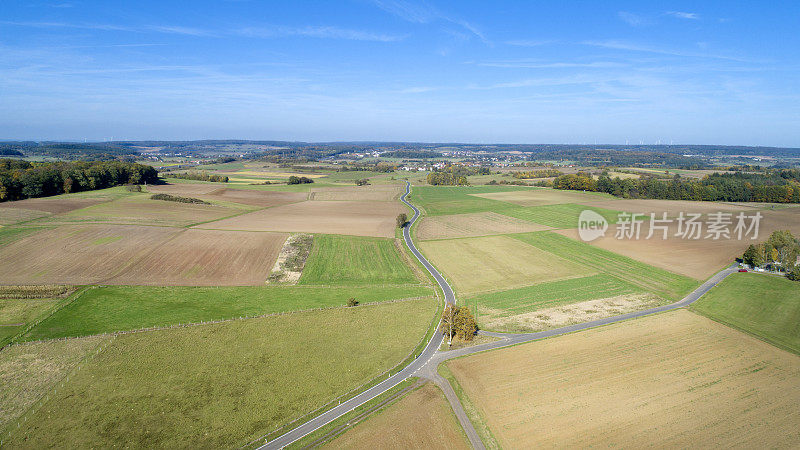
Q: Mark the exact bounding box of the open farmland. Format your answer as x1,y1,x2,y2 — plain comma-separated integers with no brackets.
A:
466,273,652,332
0,297,61,344
5,299,436,448
503,203,621,229
470,188,614,207
48,194,245,227
325,382,469,450
0,335,110,431
198,200,405,238
107,229,286,286
419,235,594,296
310,185,402,202
22,285,432,340
0,207,50,225
409,186,524,216
514,232,697,300
416,212,549,240
447,310,800,449
581,198,755,217
299,235,418,285
0,196,110,215
0,224,179,285
692,273,800,353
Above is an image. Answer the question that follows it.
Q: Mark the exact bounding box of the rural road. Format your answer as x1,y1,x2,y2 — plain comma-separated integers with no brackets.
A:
259,181,739,449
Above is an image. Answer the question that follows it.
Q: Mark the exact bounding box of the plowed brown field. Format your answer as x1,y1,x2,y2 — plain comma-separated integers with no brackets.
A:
448,310,800,449
198,200,405,237
310,185,402,202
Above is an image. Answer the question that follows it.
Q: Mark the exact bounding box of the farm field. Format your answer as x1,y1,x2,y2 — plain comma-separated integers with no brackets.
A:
419,235,594,296
0,224,288,286
415,211,548,240
198,200,405,237
310,185,402,201
325,382,469,450
0,224,179,285
582,198,755,216
470,188,614,207
0,335,110,431
0,297,61,344
447,309,800,449
107,229,287,286
44,194,245,227
514,231,698,301
409,186,525,216
503,203,621,228
0,196,109,216
0,207,50,225
299,234,418,285
22,285,433,341
692,273,800,353
5,299,436,448
466,274,654,332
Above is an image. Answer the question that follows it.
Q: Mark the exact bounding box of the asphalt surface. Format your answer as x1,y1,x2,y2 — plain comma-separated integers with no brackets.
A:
259,182,738,449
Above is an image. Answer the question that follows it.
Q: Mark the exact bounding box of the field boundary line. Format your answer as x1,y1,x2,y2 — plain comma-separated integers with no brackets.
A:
1,286,90,351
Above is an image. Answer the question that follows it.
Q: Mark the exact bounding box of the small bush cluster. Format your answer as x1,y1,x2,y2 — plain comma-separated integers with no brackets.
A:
150,193,210,204
287,176,314,185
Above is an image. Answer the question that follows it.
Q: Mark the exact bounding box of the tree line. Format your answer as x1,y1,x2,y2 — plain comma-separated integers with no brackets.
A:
553,170,800,203
168,171,229,183
0,159,159,202
511,169,562,179
426,164,491,185
742,230,800,280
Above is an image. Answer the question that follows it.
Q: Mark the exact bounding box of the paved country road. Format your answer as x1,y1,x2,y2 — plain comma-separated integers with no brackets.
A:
259,181,739,449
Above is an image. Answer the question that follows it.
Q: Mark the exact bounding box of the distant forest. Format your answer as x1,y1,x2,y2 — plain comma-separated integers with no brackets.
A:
0,159,158,202
553,170,800,203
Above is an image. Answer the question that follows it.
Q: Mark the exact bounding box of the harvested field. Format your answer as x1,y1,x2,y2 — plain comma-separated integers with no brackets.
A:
419,235,594,296
515,232,698,300
0,197,108,215
416,212,549,240
557,224,747,279
581,198,755,216
0,224,179,285
310,185,402,202
470,188,613,207
410,186,525,216
149,183,307,207
51,195,241,227
448,310,800,449
480,293,665,333
6,299,435,447
199,200,406,238
0,335,109,431
0,207,50,225
503,203,621,229
759,207,800,235
108,229,287,286
325,382,468,450
467,274,643,331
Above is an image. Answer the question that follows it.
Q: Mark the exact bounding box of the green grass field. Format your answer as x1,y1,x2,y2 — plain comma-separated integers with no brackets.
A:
6,299,436,448
513,232,697,301
409,186,527,216
0,298,61,345
503,203,621,229
22,285,432,341
692,273,800,354
299,234,418,285
465,274,642,316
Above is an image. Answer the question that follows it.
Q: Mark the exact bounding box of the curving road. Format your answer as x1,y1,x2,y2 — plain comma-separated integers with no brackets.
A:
259,181,738,449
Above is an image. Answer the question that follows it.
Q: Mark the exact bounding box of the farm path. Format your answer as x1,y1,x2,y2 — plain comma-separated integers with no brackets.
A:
259,182,739,450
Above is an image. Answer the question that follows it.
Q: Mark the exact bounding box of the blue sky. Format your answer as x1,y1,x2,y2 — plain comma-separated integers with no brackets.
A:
1,1,798,146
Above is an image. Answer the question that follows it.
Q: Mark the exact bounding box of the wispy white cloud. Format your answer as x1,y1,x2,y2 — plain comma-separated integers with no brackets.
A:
666,11,699,20
0,20,215,36
617,11,649,27
505,39,554,47
582,40,752,62
238,26,404,42
477,60,624,69
372,0,489,43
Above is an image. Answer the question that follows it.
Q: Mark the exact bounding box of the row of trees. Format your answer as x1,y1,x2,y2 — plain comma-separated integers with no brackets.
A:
287,176,314,184
742,230,800,280
0,159,158,202
553,171,800,203
427,172,468,185
511,169,562,179
168,171,229,183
